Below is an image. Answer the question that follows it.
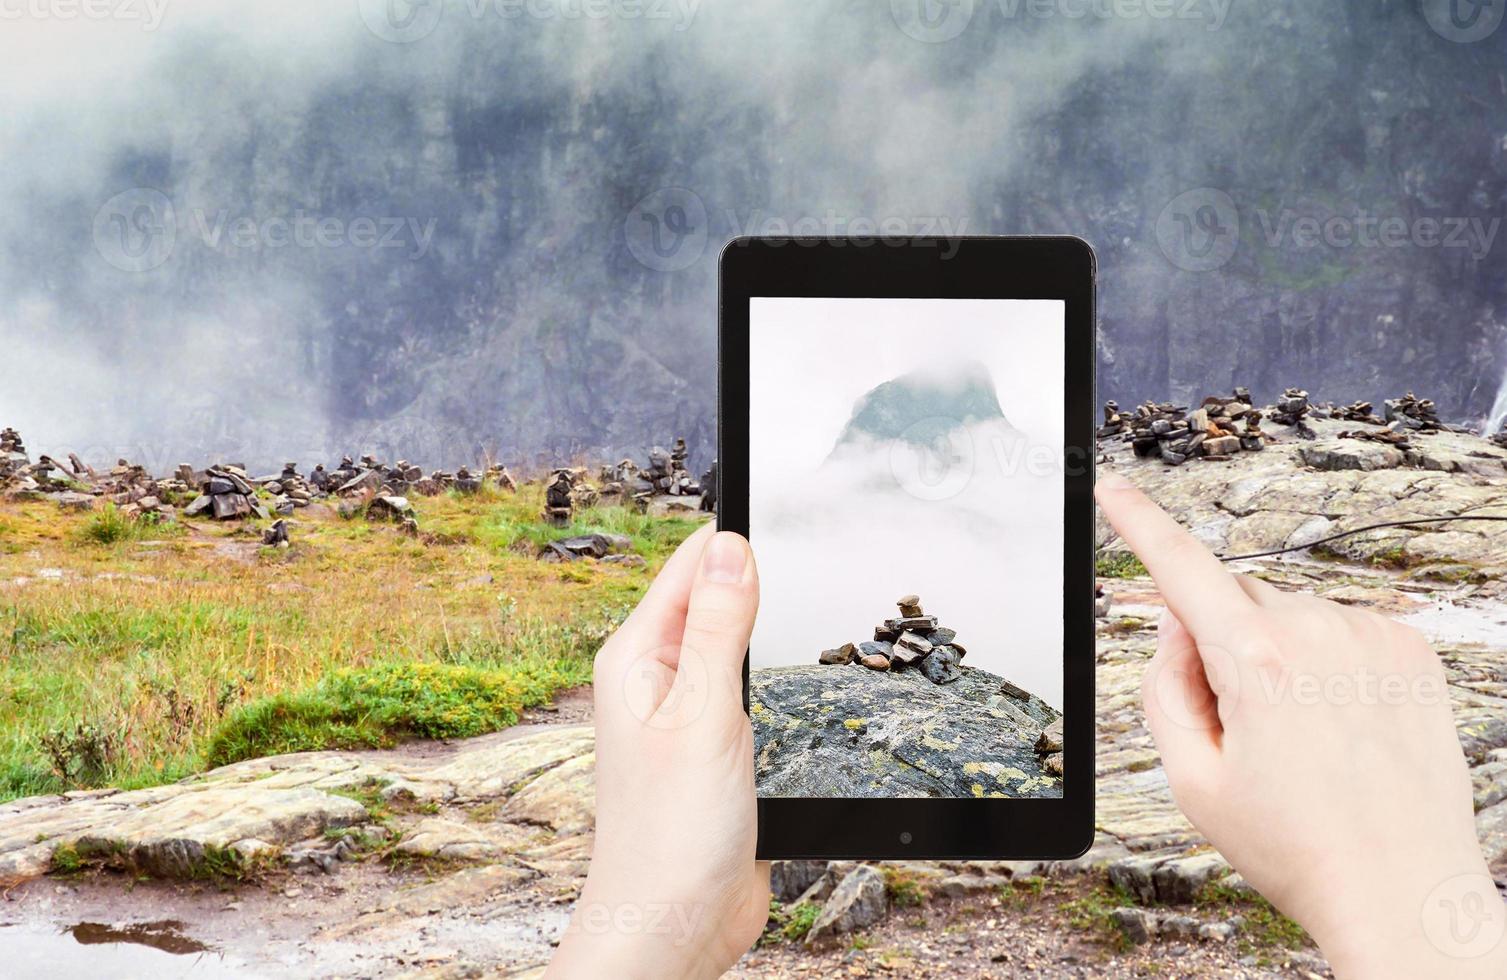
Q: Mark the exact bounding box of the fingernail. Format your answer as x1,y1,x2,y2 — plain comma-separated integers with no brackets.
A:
1097,471,1131,490
702,532,748,584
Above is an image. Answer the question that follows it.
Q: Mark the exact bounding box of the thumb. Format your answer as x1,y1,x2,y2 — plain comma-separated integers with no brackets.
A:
661,532,759,726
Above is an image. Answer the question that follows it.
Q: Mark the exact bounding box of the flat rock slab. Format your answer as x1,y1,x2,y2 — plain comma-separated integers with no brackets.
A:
751,665,1060,799
0,726,597,881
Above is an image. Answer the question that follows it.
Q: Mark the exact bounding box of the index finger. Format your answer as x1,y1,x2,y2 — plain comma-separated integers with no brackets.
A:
1095,471,1255,640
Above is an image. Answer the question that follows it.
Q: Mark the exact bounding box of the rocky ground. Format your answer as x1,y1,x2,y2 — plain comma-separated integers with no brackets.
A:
4,408,1507,976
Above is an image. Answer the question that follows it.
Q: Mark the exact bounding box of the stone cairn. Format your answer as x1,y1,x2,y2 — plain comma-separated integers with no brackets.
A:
0,427,27,485
817,595,969,686
1099,387,1268,467
543,469,575,527
1330,392,1444,449
642,439,700,498
185,467,270,521
255,462,316,516
699,460,718,514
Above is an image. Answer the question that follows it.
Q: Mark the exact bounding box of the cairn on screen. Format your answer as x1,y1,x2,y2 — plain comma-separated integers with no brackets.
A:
816,595,968,686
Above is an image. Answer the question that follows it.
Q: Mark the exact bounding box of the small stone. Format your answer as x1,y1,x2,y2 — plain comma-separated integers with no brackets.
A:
859,654,891,671
1036,717,1064,753
926,627,957,646
820,645,856,666
897,594,924,617
1111,908,1155,945
891,631,933,666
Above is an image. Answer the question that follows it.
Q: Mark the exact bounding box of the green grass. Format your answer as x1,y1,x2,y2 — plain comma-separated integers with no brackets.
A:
1059,882,1137,951
1096,551,1147,579
0,484,706,801
883,867,930,908
204,640,596,767
1199,881,1311,955
78,504,143,545
764,899,822,944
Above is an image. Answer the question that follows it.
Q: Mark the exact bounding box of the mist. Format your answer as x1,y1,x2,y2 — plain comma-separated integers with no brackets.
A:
2,1,1505,471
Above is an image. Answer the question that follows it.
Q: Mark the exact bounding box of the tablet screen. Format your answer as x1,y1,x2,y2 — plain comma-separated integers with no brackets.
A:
748,296,1066,801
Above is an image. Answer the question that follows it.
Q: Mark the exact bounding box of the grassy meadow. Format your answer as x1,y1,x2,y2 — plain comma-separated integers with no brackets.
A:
0,480,707,801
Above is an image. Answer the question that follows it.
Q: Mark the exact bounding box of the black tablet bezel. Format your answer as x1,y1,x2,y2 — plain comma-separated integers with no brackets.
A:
719,235,1096,861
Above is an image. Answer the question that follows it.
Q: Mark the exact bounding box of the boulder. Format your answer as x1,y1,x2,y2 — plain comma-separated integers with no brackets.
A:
367,496,412,522
770,860,829,903
804,865,887,949
752,665,1060,799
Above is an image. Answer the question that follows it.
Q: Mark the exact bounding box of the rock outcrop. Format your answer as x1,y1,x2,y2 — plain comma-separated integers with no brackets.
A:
751,664,1061,799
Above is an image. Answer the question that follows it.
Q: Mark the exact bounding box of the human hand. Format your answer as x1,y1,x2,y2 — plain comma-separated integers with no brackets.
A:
1096,472,1507,978
547,525,768,980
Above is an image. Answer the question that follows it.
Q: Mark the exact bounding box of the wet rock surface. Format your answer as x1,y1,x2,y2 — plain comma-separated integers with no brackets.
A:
751,665,1060,799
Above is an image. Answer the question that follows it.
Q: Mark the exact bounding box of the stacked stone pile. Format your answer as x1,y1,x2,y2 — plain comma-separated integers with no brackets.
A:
1383,391,1443,432
1099,389,1268,467
543,469,575,527
486,463,517,492
699,460,718,514
817,595,970,686
640,438,700,498
258,462,316,516
184,467,269,521
1267,388,1312,431
0,428,26,481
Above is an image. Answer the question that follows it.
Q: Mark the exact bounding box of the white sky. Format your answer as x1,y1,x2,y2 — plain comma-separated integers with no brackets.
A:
748,298,1067,708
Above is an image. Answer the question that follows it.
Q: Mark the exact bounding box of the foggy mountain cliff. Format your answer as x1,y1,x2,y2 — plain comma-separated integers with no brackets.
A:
1,1,1505,472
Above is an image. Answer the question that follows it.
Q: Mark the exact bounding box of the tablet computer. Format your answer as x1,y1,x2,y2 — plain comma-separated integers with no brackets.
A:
719,236,1095,860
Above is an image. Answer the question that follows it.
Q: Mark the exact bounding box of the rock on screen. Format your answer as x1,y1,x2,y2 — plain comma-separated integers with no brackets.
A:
748,297,1066,800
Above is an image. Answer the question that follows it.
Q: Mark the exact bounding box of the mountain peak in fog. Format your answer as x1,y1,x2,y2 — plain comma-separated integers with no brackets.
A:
832,362,1011,451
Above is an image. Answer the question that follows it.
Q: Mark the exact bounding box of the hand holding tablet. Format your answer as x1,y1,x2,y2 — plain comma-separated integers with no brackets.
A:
551,238,1505,977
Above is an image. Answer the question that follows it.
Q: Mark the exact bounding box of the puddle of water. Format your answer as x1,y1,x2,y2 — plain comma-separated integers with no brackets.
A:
0,920,254,979
1400,600,1507,647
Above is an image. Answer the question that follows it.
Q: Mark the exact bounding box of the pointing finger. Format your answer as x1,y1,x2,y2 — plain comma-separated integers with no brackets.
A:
1095,472,1255,641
